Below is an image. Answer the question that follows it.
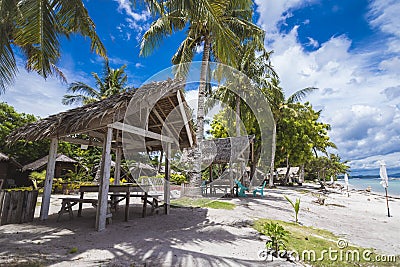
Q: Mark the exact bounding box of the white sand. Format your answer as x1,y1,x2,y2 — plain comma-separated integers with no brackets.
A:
0,183,399,266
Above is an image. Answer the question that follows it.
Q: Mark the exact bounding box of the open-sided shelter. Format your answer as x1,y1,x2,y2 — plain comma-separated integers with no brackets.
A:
8,78,194,231
184,135,255,192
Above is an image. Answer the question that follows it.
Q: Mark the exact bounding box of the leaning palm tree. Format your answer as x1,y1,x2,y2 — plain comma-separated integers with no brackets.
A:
0,0,106,94
141,0,264,196
62,62,130,105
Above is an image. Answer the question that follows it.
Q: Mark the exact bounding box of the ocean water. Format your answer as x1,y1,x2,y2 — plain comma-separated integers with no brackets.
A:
337,177,400,197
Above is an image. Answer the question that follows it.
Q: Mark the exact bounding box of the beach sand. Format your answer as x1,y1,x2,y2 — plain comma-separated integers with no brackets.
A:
0,183,399,266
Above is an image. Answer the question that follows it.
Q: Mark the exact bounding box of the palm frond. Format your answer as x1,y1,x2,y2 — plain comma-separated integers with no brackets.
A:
62,94,96,105
140,16,175,57
287,87,318,103
0,0,18,93
55,0,107,58
15,0,60,79
171,31,200,78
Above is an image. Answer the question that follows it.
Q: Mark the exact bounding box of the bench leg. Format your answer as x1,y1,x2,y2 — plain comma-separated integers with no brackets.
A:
151,198,159,214
142,193,148,218
57,201,74,221
78,192,84,217
57,201,67,222
125,193,129,222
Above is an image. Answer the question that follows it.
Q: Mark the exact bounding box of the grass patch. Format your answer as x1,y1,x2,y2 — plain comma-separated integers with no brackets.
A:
171,197,235,210
254,219,399,266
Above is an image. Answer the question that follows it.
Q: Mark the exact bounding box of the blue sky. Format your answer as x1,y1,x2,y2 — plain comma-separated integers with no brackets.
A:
1,0,400,174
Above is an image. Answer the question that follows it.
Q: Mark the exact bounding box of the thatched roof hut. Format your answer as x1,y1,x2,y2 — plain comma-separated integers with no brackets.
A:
22,154,77,172
7,78,195,229
22,154,78,178
8,78,195,151
0,152,22,168
0,152,23,187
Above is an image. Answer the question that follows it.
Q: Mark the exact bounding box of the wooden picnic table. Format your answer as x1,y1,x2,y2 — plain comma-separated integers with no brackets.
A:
78,184,151,221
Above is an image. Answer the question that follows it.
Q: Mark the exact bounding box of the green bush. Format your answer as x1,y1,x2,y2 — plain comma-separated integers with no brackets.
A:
170,173,187,185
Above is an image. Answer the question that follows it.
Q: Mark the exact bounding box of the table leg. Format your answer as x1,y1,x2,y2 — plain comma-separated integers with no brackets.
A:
125,192,129,221
142,193,148,218
78,192,84,217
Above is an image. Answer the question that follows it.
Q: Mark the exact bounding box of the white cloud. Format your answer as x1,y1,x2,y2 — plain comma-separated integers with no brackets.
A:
135,62,144,68
115,0,150,21
1,70,71,117
306,37,319,48
367,0,400,54
256,0,400,170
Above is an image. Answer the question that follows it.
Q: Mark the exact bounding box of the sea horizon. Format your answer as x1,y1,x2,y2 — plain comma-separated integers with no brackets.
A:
337,176,400,197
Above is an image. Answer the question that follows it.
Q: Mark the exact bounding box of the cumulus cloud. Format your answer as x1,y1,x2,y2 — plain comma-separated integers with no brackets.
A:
115,0,150,21
114,0,151,42
255,0,400,170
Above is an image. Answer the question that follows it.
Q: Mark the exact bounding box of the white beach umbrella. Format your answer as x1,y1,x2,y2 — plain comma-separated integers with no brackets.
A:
344,173,349,197
379,161,391,217
379,161,389,189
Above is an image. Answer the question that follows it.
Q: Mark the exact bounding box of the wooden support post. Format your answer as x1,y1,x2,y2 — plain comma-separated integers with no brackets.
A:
229,163,234,195
95,127,112,231
164,143,171,215
40,138,58,220
114,146,122,185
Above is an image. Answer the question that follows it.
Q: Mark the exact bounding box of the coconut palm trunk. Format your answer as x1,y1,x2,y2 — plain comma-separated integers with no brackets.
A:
269,121,276,187
188,36,211,197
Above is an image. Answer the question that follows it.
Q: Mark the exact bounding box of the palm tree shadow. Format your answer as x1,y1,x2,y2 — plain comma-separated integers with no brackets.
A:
0,204,284,266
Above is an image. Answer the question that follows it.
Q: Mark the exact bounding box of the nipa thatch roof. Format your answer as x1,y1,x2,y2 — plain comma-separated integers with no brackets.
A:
22,154,77,172
0,152,23,168
183,135,254,165
8,79,195,151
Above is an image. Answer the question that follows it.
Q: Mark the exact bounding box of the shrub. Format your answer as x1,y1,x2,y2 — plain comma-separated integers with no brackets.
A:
170,173,187,185
260,222,289,255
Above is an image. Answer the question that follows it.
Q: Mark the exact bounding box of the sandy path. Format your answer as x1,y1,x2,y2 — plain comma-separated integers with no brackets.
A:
0,183,399,266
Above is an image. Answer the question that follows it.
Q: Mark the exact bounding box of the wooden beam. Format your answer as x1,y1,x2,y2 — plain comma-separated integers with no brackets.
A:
177,90,193,147
164,142,171,215
152,108,179,146
109,122,174,143
59,137,103,147
40,138,58,220
87,130,105,140
95,127,112,231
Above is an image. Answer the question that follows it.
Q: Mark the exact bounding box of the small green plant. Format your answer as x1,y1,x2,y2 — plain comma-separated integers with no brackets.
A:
284,195,300,224
260,222,289,255
68,247,78,254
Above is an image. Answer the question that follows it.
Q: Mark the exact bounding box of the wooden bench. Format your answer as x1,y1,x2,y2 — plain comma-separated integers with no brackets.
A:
57,198,112,223
110,193,161,217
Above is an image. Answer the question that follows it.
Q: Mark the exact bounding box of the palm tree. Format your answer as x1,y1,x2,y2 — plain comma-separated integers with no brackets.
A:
267,78,318,185
0,0,106,93
62,62,130,105
141,0,264,196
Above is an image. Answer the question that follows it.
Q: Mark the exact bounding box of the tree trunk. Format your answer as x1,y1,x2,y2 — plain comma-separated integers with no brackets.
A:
235,95,240,137
188,35,211,197
158,150,163,173
269,122,276,188
285,154,291,184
